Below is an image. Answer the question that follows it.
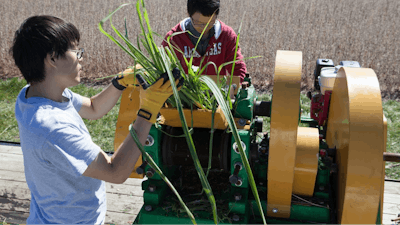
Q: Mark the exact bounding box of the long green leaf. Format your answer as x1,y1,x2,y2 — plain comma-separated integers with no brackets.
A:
159,48,219,224
200,76,267,225
226,12,245,101
98,4,137,62
129,125,197,224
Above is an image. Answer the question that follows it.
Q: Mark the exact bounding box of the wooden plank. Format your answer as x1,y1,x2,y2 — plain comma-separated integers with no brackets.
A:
0,144,23,155
0,169,25,182
105,211,139,224
0,148,147,189
0,171,144,198
0,209,29,224
383,202,400,215
0,153,25,172
106,192,143,215
383,214,398,224
0,196,30,224
0,196,30,213
107,183,143,197
0,199,141,225
0,180,30,199
384,193,400,205
0,180,143,203
0,205,141,225
0,180,144,217
384,181,400,195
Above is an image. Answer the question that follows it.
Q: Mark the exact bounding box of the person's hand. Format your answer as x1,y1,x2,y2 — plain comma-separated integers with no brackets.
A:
111,65,143,90
137,68,184,123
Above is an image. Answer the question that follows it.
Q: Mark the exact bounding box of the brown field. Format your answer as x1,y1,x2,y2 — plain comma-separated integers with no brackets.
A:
1,0,399,99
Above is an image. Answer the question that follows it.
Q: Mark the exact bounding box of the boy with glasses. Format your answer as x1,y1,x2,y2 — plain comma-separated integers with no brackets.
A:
162,0,248,83
10,15,181,223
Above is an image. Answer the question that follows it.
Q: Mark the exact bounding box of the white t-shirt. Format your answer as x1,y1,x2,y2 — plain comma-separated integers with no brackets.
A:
15,85,106,224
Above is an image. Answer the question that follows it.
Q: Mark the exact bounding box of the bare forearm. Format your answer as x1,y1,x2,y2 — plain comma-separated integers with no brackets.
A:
110,117,152,183
90,84,123,119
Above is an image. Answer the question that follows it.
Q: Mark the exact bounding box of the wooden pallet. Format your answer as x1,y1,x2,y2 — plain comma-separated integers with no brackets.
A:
1,142,399,224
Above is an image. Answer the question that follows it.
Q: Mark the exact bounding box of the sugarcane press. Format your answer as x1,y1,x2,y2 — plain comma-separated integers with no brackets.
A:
113,50,387,224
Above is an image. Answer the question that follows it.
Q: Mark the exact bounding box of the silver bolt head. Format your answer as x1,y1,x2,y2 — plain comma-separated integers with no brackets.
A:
145,135,154,146
272,208,278,213
234,162,243,170
233,141,246,153
232,214,240,222
144,205,153,212
146,170,154,178
238,118,247,126
148,185,156,192
235,179,243,187
234,193,242,201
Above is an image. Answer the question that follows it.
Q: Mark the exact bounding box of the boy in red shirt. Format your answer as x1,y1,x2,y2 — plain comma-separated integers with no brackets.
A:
162,0,247,83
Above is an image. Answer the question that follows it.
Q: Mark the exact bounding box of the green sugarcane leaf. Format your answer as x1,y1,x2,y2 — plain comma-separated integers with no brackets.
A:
136,0,164,71
206,101,217,178
98,4,137,61
226,12,245,101
129,125,197,224
124,18,129,39
141,0,163,70
159,48,219,224
101,4,157,74
200,76,267,225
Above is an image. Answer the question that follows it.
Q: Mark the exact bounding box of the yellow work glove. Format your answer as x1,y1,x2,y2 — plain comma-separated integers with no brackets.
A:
137,68,184,123
112,66,142,90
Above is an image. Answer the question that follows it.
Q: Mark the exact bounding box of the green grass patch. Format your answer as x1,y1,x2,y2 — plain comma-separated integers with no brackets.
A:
1,78,399,179
0,78,119,151
0,78,27,142
383,100,400,179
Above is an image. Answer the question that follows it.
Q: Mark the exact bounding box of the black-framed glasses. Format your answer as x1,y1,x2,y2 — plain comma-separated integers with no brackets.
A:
191,17,216,28
71,48,84,59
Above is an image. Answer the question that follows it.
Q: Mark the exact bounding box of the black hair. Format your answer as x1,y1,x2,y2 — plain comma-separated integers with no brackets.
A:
9,15,80,84
187,0,220,17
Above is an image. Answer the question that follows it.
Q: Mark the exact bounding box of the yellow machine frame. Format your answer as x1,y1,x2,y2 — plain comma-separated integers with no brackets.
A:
113,52,387,223
113,75,241,178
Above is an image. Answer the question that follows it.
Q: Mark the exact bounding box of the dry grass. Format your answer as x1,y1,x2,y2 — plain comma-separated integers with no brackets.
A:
0,0,399,99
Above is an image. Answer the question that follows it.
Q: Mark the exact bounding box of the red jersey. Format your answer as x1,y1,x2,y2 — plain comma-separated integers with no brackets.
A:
162,18,247,82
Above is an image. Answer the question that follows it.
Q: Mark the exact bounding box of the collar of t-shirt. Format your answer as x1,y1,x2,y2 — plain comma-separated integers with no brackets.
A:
185,18,216,56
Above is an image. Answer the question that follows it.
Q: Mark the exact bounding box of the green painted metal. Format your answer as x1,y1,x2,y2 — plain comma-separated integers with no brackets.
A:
316,168,330,190
314,191,329,200
143,126,163,180
234,85,256,120
290,204,330,223
376,202,381,224
132,89,341,225
249,201,330,223
300,116,318,126
142,179,168,205
230,130,251,189
134,206,223,224
228,187,249,216
135,199,332,225
244,75,252,86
